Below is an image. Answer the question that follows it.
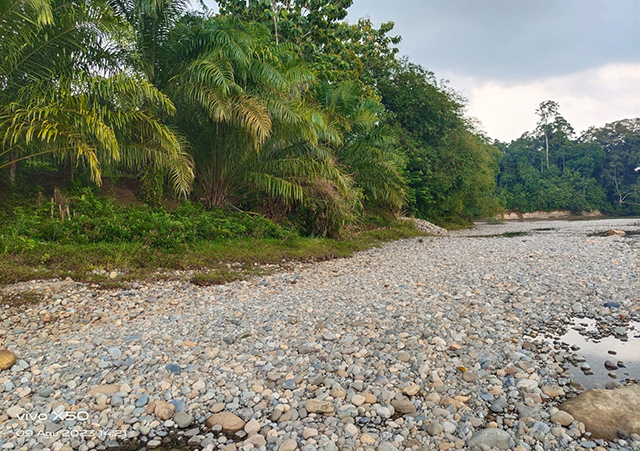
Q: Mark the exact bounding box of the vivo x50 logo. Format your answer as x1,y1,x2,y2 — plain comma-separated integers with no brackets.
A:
14,411,90,422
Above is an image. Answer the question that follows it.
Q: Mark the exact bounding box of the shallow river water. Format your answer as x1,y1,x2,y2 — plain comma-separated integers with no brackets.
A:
538,317,640,389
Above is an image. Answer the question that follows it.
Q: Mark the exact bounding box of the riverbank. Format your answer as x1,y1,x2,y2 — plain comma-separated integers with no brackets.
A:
0,220,424,289
503,210,604,221
0,218,638,451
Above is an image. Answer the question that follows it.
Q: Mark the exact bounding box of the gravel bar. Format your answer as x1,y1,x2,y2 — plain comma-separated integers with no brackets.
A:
0,218,639,451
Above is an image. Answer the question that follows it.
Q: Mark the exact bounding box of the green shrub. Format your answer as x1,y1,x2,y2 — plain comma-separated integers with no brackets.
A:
0,191,288,250
137,166,165,206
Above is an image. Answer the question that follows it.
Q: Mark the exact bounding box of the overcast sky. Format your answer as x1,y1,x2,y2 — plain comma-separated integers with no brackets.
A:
347,0,640,141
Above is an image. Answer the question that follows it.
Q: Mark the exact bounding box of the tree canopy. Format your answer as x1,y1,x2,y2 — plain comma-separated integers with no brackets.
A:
0,0,194,195
497,103,639,215
7,0,577,236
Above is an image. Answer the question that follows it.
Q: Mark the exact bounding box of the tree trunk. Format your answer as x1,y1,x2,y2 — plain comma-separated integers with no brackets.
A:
273,15,279,45
545,132,549,171
8,151,16,186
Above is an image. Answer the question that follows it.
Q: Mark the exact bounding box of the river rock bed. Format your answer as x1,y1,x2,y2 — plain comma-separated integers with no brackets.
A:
0,218,638,451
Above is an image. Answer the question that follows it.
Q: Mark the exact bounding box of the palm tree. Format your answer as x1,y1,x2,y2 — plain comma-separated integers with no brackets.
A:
105,2,400,230
157,15,353,211
0,0,193,194
317,81,407,211
107,0,191,83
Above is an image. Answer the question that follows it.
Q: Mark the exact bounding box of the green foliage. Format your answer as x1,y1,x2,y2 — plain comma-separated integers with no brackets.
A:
379,61,465,146
378,61,502,221
0,203,422,286
0,190,286,250
288,178,363,238
581,118,640,215
146,13,354,232
213,0,401,95
137,166,165,206
498,105,638,215
3,0,509,241
0,0,194,194
315,81,407,211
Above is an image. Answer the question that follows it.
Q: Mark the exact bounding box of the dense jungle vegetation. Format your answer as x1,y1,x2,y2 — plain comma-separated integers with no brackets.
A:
0,0,638,285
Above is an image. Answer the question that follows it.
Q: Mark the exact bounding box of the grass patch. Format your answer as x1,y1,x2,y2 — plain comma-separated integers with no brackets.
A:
14,290,44,304
191,268,265,286
0,221,424,287
1,194,287,250
0,289,45,307
0,189,424,287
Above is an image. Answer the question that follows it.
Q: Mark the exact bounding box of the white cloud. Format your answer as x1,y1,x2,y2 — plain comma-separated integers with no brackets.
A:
445,63,640,142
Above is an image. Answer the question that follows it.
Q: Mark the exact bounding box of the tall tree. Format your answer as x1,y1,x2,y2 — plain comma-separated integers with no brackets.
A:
378,60,501,221
152,15,351,214
0,0,193,193
214,0,353,60
317,81,407,210
213,0,400,95
535,100,560,171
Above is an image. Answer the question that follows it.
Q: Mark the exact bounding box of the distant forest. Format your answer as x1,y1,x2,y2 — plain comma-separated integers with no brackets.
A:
496,101,640,216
